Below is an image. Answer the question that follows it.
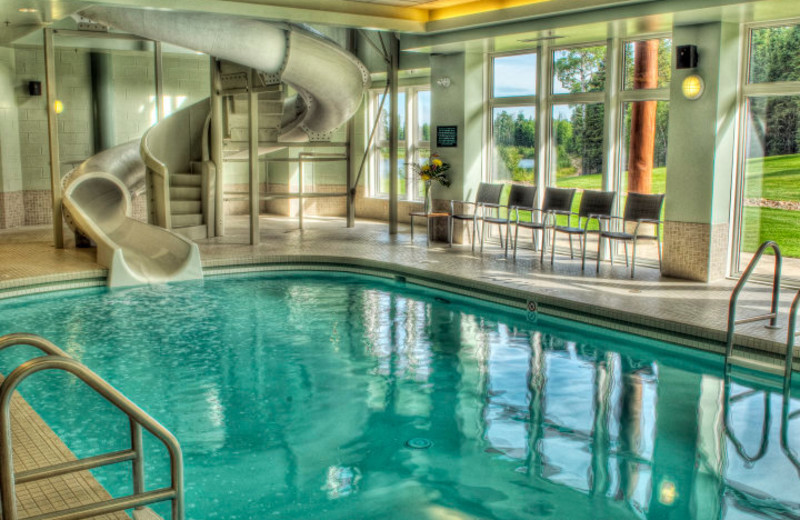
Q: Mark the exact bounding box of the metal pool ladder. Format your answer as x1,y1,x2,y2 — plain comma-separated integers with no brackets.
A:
722,241,782,463
0,333,184,520
724,240,782,378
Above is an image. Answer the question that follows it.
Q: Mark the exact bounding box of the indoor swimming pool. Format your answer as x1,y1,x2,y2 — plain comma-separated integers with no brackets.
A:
1,272,799,519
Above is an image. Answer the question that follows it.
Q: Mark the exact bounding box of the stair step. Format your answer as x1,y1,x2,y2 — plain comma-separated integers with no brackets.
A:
174,224,208,240
171,200,202,215
171,213,203,228
170,187,201,200
172,173,202,187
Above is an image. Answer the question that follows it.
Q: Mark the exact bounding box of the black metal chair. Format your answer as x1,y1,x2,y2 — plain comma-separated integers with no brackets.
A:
513,187,576,262
547,190,616,269
479,184,537,257
450,183,504,252
596,192,665,278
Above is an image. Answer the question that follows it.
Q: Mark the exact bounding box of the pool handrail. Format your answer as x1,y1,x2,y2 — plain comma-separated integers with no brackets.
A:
724,240,782,377
0,333,184,520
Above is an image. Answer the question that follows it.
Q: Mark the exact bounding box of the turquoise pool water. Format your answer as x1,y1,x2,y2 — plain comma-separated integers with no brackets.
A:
1,272,800,519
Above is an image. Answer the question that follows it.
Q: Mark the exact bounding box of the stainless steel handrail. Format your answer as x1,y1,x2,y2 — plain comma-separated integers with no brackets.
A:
784,291,800,396
725,240,782,378
0,334,183,520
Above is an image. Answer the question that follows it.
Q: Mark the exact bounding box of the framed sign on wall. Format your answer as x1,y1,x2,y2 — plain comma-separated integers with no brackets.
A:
436,125,457,147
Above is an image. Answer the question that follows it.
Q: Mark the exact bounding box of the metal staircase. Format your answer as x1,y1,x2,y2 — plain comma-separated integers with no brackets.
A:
0,333,184,520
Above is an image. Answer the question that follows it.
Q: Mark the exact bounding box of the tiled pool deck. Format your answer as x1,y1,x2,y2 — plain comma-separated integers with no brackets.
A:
0,215,797,517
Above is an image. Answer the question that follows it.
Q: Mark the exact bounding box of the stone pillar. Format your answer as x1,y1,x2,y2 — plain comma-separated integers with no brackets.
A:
430,51,483,243
663,22,740,281
0,48,23,229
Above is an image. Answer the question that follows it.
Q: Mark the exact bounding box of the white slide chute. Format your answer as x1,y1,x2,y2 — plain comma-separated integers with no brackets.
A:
62,142,203,288
62,8,368,287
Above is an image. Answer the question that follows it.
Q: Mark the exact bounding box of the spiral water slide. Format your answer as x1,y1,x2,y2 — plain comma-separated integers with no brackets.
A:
63,7,368,287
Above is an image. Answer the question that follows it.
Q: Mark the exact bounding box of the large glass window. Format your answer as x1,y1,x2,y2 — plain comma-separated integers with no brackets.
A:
553,45,607,94
489,52,538,184
493,53,537,98
370,88,430,200
491,107,536,183
553,103,605,192
734,24,800,279
489,52,537,185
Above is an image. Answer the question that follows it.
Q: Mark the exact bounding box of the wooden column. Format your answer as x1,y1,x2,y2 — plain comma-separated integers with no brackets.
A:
627,39,659,194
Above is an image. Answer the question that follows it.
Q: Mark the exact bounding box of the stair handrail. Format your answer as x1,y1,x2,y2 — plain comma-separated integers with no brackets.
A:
0,334,184,520
725,240,782,374
783,290,800,395
141,124,172,230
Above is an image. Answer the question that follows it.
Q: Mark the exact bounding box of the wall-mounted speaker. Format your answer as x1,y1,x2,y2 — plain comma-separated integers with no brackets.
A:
28,81,41,96
676,45,699,69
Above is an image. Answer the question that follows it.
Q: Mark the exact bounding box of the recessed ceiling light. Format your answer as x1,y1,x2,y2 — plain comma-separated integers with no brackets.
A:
18,8,38,13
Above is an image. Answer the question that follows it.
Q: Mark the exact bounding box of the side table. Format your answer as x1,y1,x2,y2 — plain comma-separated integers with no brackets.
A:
409,211,452,246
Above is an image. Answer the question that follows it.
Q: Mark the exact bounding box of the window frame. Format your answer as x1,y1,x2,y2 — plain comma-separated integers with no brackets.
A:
730,20,800,282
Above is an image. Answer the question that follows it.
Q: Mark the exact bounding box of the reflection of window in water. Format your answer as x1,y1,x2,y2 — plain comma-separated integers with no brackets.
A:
478,329,660,507
484,323,534,461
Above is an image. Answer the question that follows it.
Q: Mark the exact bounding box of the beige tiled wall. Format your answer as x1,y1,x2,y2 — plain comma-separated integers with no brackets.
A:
0,191,23,229
662,221,730,281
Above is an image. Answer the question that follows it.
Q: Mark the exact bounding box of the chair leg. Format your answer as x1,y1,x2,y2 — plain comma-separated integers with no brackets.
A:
623,242,629,267
631,237,637,278
610,239,614,267
596,235,602,273
540,226,547,263
581,231,588,271
569,234,574,259
657,231,663,271
550,227,556,265
449,217,454,247
480,220,486,253
513,224,520,261
504,222,511,257
472,217,477,252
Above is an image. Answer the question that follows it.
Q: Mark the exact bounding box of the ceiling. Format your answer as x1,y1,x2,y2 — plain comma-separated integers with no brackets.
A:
0,0,660,45
4,0,800,51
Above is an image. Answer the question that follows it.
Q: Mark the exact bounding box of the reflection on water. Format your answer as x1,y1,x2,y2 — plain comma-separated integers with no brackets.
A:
1,274,800,519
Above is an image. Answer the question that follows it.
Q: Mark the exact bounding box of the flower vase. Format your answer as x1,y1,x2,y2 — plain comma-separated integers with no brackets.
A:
424,181,432,214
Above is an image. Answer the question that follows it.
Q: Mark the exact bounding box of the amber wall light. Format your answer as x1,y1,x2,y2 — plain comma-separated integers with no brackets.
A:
53,100,64,114
681,74,704,100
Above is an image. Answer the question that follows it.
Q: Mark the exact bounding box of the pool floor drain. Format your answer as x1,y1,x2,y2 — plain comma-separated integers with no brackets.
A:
406,438,433,449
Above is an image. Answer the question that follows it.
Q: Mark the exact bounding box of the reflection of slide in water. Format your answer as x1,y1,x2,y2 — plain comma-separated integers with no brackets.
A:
62,7,367,287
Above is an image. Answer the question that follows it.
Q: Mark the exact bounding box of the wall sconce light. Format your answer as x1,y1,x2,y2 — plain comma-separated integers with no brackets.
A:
681,74,704,100
436,77,451,88
53,99,64,114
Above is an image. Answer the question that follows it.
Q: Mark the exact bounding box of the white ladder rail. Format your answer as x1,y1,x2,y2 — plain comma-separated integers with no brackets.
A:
0,333,184,520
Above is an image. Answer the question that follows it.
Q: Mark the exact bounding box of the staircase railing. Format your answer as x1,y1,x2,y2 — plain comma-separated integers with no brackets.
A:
0,333,184,520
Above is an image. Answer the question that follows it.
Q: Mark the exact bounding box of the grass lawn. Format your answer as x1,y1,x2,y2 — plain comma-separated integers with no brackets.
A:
744,153,800,201
742,206,800,258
